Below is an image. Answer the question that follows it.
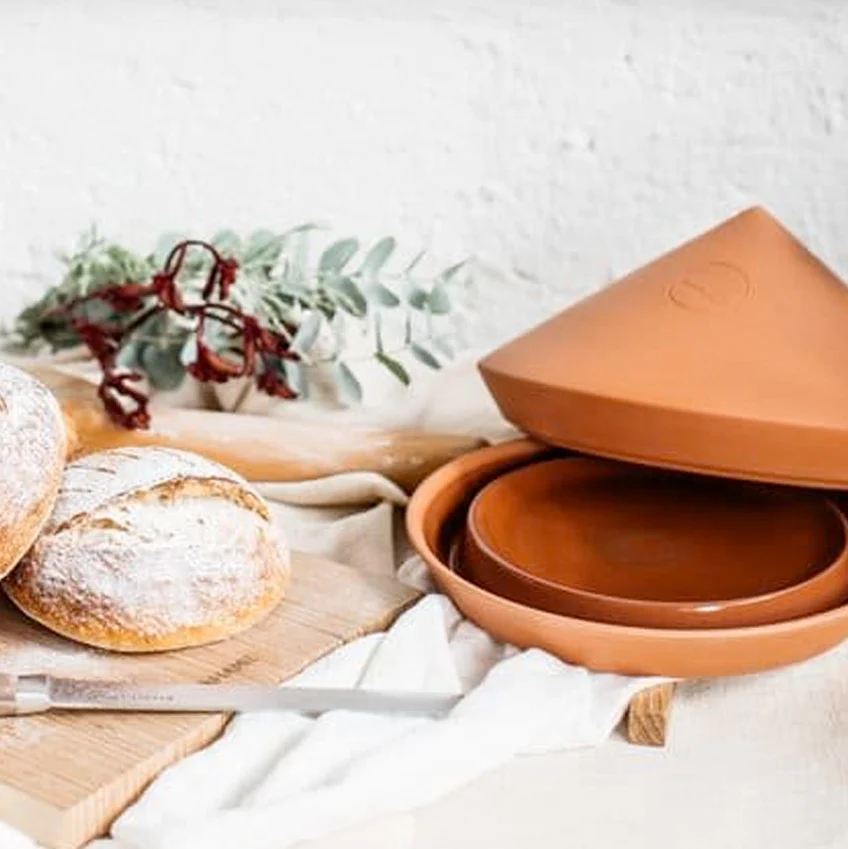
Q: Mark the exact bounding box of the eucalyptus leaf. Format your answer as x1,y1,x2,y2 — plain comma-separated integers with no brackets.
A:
175,247,210,279
334,361,363,403
282,227,315,289
35,316,83,351
374,312,384,354
280,276,314,303
369,283,401,308
330,311,347,352
428,283,451,315
47,331,84,352
79,298,117,326
211,230,242,255
116,341,144,370
315,300,337,322
244,230,283,266
359,237,396,280
283,359,308,398
280,222,323,241
410,343,441,370
261,296,295,333
202,313,238,351
153,232,188,267
404,249,426,275
291,311,322,354
141,343,186,391
437,260,468,284
408,288,430,311
171,312,200,331
319,239,359,273
105,244,149,280
179,335,199,367
332,277,368,317
130,308,170,340
375,351,411,386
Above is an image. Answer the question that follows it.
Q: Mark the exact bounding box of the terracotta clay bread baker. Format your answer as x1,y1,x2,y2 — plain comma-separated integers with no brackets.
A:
0,362,66,580
478,206,848,487
4,446,291,652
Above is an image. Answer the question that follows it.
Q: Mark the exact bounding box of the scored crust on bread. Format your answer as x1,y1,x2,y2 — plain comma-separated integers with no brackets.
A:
0,362,67,580
41,443,264,532
4,446,291,652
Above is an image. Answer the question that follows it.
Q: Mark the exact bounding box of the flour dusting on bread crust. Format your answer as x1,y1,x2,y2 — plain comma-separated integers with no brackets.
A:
46,445,254,531
4,447,290,652
0,362,66,579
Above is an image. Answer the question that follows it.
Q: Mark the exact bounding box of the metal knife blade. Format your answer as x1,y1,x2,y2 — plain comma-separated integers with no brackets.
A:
0,674,461,718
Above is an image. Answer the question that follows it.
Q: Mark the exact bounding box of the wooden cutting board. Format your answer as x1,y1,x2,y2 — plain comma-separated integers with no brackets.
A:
0,552,419,849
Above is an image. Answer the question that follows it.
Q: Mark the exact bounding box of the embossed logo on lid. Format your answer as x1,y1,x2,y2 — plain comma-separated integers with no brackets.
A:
668,262,752,312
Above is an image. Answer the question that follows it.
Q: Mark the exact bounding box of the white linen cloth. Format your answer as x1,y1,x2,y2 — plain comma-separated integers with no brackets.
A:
0,352,846,849
86,600,654,849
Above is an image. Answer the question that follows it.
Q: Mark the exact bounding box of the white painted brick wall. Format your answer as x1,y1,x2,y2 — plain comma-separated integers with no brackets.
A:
1,0,847,346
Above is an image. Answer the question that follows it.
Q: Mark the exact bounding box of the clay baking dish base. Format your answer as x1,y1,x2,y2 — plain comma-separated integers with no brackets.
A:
463,456,848,629
406,439,848,678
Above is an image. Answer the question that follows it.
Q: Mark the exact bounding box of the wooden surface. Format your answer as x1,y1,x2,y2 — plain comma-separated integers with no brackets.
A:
7,358,484,494
0,552,420,849
625,683,676,746
62,396,484,494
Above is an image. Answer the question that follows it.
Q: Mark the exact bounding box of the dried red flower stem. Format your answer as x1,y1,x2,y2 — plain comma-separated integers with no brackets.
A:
52,240,301,429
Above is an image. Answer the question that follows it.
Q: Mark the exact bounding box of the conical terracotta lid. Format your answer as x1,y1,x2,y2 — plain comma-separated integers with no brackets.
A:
480,207,848,487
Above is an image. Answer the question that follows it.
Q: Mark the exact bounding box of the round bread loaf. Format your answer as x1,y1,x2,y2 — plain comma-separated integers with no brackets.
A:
4,446,291,651
0,362,66,581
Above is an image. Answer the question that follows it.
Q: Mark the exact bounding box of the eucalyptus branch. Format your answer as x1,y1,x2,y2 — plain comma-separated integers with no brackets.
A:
3,226,471,414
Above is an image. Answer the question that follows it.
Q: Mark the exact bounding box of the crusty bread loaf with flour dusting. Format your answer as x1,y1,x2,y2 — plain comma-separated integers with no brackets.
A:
0,362,66,580
4,446,290,652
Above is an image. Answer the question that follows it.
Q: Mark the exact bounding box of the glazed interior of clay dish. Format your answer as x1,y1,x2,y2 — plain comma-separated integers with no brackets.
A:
405,439,848,678
463,457,848,629
479,207,848,489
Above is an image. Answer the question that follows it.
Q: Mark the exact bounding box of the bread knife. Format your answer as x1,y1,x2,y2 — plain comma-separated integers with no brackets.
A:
0,674,461,718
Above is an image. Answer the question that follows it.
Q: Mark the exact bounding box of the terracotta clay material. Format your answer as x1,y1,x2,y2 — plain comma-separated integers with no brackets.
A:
464,456,848,629
479,207,848,488
406,439,848,678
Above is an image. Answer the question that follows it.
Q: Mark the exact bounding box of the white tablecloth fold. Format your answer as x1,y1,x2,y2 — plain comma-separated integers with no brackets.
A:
83,595,655,849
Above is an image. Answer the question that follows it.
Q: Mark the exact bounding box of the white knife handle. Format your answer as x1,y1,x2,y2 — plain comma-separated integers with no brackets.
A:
0,674,51,716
